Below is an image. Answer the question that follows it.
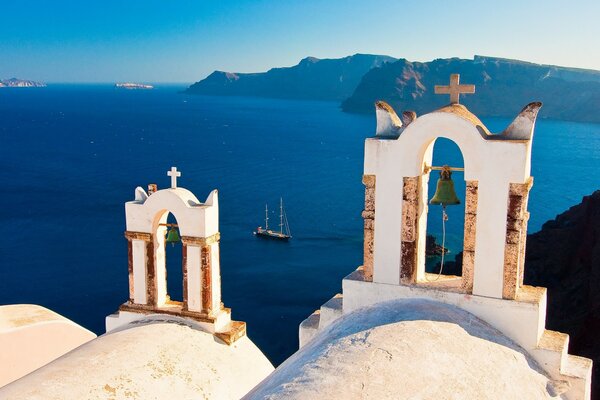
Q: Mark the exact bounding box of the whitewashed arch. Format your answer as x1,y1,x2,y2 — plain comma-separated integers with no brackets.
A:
364,102,539,299
123,187,222,316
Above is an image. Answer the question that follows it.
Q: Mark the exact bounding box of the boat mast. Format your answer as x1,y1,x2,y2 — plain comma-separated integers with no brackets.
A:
265,204,269,230
283,206,291,237
279,197,284,234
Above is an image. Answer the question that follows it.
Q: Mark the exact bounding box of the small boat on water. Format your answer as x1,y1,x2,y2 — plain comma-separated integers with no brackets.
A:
254,198,291,240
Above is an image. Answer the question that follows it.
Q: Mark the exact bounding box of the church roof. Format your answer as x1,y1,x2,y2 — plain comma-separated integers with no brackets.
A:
245,299,563,399
0,315,274,400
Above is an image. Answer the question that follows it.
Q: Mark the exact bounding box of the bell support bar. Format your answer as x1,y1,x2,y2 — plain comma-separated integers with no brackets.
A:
423,165,464,173
158,223,179,227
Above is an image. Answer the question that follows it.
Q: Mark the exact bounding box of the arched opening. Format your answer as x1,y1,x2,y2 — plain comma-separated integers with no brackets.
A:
423,138,466,282
153,210,184,306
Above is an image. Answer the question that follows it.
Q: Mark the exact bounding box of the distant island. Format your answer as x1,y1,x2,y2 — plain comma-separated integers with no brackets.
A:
0,78,46,88
115,83,153,90
185,54,600,124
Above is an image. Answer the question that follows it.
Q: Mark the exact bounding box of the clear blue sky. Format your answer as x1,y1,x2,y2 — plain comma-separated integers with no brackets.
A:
2,0,599,83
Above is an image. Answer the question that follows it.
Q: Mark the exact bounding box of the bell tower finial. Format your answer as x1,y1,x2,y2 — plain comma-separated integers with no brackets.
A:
167,166,181,189
434,74,475,104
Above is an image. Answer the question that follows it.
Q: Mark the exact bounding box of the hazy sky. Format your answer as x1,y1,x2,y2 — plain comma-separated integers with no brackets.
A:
2,0,599,83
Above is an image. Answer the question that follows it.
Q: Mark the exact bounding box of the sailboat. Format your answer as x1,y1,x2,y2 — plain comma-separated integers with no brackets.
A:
254,198,292,240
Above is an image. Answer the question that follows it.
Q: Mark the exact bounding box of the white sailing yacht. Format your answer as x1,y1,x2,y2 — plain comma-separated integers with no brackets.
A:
254,198,291,240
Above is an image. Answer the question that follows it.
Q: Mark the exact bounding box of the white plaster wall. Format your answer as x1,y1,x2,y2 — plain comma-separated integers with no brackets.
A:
132,239,147,304
342,278,545,351
154,224,168,305
186,246,202,312
364,111,532,298
125,188,219,238
415,170,432,282
210,243,222,312
473,180,510,297
0,305,96,387
372,173,403,284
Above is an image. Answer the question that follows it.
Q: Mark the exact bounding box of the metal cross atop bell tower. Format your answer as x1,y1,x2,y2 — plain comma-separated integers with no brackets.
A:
435,74,475,104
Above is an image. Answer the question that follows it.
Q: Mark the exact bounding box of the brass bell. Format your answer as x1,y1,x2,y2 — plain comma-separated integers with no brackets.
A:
430,166,461,206
165,226,181,246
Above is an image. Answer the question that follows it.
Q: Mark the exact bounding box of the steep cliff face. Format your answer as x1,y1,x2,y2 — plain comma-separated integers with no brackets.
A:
342,56,600,123
185,54,396,100
524,191,600,398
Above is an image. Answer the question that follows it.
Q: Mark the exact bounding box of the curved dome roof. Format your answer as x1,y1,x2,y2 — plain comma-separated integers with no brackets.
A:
0,315,274,400
245,299,562,400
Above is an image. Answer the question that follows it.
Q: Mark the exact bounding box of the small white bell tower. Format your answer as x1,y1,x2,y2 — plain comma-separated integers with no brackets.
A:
106,167,245,344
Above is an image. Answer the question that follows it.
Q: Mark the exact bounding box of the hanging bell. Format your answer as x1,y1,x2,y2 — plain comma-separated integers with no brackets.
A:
429,166,461,206
165,226,181,246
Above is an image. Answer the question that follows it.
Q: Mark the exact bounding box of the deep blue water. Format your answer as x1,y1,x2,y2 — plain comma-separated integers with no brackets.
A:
0,85,599,365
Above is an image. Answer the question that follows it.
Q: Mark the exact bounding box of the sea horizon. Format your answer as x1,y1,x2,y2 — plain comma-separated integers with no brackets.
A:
1,85,599,365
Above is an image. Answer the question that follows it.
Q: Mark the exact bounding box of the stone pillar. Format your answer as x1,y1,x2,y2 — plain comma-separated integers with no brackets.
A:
362,175,376,281
146,240,156,306
400,176,419,284
518,211,530,288
201,245,212,314
124,231,153,306
462,181,478,293
503,178,533,299
181,233,221,315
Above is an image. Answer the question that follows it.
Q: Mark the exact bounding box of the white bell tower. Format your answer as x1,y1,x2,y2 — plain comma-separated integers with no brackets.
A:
106,167,245,344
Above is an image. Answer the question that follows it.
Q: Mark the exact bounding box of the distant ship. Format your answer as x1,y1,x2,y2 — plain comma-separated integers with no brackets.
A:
254,198,291,240
115,83,154,89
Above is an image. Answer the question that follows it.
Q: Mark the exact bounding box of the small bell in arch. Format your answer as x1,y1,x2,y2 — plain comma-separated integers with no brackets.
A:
429,165,461,206
427,165,460,281
165,226,181,247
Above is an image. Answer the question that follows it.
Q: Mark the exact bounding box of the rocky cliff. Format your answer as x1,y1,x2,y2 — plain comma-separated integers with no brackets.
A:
524,190,600,398
185,54,396,100
342,56,600,123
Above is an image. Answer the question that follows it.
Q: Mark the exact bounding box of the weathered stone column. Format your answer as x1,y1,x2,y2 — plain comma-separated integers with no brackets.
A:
462,181,478,293
362,175,376,281
400,176,419,284
181,233,221,315
503,178,533,299
201,245,212,314
124,231,153,306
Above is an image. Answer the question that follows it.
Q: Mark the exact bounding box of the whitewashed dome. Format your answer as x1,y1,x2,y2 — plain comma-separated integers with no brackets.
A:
0,315,274,400
245,299,564,399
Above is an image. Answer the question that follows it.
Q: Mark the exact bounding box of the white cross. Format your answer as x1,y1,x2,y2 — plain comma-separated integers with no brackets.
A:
167,166,181,189
434,74,475,104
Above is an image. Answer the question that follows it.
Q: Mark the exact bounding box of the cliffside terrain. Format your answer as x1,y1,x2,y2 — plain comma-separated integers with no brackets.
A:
185,54,396,100
186,54,600,123
524,190,600,398
342,56,600,123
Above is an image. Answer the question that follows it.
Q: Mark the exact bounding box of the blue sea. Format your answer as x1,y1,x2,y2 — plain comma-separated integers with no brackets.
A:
1,85,599,365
